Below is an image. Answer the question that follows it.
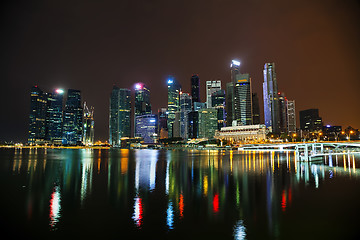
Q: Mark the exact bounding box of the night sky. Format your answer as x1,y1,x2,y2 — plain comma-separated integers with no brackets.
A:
1,0,359,142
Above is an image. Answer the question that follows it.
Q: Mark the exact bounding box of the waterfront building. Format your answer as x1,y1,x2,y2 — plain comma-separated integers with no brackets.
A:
263,63,281,133
109,86,131,147
287,100,296,135
135,114,158,144
188,111,199,139
225,82,234,126
233,73,252,125
215,124,268,143
198,108,218,139
322,125,342,140
167,76,181,138
28,86,48,145
300,109,323,132
252,93,260,125
206,80,221,108
211,89,226,130
158,108,168,139
46,89,64,144
278,92,288,133
83,102,94,146
63,89,83,145
191,74,200,104
180,93,192,139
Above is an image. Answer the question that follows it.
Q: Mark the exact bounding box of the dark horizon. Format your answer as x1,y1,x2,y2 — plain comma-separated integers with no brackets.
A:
1,0,359,142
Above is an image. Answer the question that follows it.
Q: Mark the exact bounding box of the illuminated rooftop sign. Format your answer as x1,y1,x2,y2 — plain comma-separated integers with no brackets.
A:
231,60,240,67
55,89,64,94
135,83,143,90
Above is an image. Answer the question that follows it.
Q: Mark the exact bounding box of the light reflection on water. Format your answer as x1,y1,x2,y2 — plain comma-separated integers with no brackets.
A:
3,148,360,239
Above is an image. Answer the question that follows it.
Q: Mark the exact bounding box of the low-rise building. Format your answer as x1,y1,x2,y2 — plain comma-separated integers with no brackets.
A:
215,124,268,143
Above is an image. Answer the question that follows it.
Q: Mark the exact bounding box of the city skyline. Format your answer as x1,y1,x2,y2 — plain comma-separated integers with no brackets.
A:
1,0,359,142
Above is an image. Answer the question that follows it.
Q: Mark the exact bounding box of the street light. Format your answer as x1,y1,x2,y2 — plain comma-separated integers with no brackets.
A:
342,130,354,141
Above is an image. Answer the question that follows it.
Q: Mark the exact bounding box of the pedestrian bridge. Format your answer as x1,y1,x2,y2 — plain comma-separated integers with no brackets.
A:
239,141,360,161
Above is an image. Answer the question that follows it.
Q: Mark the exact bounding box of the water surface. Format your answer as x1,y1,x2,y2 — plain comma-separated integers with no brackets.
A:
0,148,359,239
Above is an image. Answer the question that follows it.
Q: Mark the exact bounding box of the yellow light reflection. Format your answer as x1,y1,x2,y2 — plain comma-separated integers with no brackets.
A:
203,175,208,196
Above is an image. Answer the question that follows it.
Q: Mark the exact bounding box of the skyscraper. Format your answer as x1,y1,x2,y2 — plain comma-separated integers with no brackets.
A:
206,80,221,108
263,63,280,133
134,83,151,117
109,86,131,147
167,76,181,138
135,114,158,143
28,86,47,145
233,73,252,125
158,108,168,139
63,89,83,145
188,111,199,139
83,102,94,146
252,93,260,125
225,82,233,126
278,92,288,133
211,89,226,130
198,108,218,139
46,89,64,144
180,93,192,139
191,74,200,104
287,100,296,135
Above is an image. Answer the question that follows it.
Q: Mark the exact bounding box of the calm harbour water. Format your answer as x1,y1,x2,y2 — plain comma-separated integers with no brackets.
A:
0,148,360,239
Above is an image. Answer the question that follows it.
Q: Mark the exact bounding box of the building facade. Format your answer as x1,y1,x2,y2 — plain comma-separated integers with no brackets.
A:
167,76,181,138
206,80,221,108
287,100,296,135
198,108,218,139
215,124,268,143
180,93,192,139
109,87,131,147
46,89,64,144
263,63,280,133
191,74,200,104
28,86,48,144
83,102,94,146
135,114,158,144
211,89,226,130
252,93,260,125
63,89,83,145
299,109,323,132
233,73,252,125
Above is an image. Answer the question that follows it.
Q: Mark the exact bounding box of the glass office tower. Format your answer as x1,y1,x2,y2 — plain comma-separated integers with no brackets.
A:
62,89,83,145
167,76,181,138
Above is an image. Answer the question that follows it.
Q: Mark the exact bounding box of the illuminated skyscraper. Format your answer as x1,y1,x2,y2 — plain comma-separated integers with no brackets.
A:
135,114,158,144
287,100,296,135
62,89,83,145
167,76,181,138
28,86,48,144
83,102,94,146
134,83,151,117
109,86,131,147
211,89,226,130
46,89,64,144
198,108,218,139
158,108,168,139
278,92,288,133
263,63,280,133
233,73,252,125
180,93,192,139
191,74,200,104
206,80,221,108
